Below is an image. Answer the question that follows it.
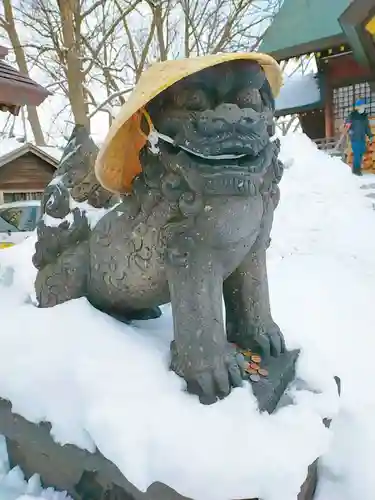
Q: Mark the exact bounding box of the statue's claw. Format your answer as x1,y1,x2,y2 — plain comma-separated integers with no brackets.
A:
268,321,286,356
171,342,245,405
252,322,286,359
228,321,286,360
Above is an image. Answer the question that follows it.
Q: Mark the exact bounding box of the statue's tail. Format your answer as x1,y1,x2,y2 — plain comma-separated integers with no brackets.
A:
32,126,119,307
33,125,109,272
47,125,118,209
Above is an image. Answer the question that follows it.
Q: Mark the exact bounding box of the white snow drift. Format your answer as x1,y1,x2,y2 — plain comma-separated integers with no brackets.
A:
0,133,374,500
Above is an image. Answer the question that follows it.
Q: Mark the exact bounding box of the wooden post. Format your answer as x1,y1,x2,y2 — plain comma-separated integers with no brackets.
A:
324,84,335,138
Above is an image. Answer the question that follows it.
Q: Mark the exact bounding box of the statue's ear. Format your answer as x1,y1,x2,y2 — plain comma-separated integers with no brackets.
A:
246,61,266,90
226,61,266,102
260,77,275,112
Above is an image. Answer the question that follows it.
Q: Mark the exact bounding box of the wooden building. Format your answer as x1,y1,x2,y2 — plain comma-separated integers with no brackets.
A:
261,0,375,170
0,142,59,204
0,46,55,202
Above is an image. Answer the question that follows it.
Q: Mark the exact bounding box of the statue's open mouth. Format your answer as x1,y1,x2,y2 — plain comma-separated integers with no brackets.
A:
148,128,274,164
157,131,248,160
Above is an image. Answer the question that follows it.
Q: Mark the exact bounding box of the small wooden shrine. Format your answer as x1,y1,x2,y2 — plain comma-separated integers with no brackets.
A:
261,0,375,172
0,45,50,115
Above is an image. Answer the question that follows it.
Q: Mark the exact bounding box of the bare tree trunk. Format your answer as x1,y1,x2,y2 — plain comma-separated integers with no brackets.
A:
101,2,112,128
183,0,190,57
1,0,46,145
57,0,90,130
152,2,168,61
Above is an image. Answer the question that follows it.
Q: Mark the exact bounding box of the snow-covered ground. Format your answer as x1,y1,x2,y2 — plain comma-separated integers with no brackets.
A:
0,133,374,500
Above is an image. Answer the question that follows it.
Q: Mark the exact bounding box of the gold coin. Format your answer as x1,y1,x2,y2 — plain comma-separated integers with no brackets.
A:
250,363,260,371
258,368,269,377
251,355,262,363
242,350,253,357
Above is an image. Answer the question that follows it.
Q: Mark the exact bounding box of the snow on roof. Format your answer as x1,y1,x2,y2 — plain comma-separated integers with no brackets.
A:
0,138,61,167
276,73,322,114
0,137,25,157
39,145,63,161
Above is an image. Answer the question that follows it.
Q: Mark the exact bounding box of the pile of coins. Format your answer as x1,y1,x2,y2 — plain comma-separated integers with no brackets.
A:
236,347,269,383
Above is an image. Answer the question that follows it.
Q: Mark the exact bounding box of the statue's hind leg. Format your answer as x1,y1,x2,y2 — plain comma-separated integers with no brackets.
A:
223,192,285,358
34,240,89,308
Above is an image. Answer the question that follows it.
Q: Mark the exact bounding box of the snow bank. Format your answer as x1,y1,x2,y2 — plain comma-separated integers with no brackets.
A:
274,134,375,500
0,133,374,500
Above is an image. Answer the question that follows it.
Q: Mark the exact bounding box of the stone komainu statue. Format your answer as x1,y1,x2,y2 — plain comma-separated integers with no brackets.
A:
33,52,286,405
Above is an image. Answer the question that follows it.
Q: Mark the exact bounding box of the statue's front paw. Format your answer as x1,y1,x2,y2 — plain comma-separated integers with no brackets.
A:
253,321,285,358
228,320,286,359
170,342,245,405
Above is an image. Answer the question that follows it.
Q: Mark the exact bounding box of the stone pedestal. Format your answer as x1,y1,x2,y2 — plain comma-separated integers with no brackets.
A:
0,365,340,500
248,349,299,413
0,400,316,500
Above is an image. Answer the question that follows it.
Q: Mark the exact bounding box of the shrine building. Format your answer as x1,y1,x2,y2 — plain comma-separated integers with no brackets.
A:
260,0,375,170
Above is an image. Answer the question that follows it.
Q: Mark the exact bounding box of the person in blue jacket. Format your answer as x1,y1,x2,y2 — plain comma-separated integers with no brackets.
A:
345,98,373,176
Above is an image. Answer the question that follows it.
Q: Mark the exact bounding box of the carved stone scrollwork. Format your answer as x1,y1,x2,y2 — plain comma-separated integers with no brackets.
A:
178,190,204,217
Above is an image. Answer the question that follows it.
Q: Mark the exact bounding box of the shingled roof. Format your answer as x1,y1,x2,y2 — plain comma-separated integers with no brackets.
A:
0,46,51,115
259,0,352,60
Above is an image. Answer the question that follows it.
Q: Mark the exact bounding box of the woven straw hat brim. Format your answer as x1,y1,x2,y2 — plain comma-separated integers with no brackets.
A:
95,52,282,194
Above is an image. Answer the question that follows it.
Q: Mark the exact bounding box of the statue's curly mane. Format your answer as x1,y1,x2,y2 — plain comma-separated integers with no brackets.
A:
33,82,284,275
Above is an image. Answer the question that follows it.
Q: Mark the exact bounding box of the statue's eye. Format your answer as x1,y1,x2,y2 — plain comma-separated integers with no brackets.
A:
234,88,262,110
172,87,211,110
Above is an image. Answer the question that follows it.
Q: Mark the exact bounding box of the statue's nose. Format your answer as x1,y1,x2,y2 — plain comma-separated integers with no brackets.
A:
201,104,258,125
198,104,242,126
214,103,243,124
197,104,259,134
